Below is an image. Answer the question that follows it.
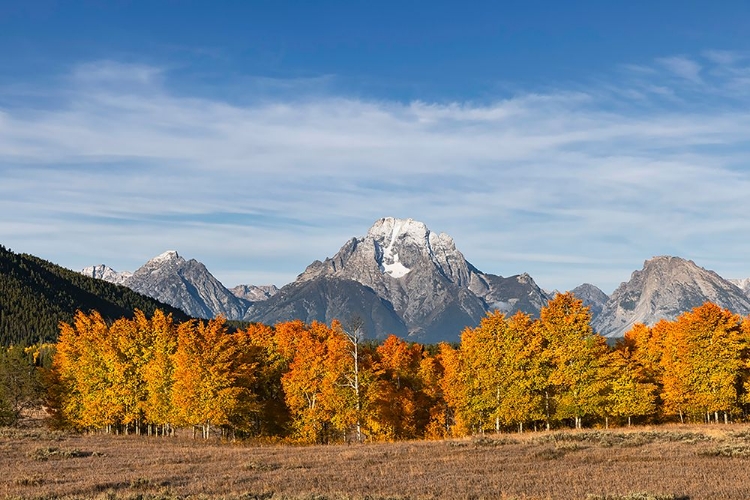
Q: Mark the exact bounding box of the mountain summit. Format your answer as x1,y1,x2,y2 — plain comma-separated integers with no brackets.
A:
246,217,549,342
592,256,750,337
123,251,250,320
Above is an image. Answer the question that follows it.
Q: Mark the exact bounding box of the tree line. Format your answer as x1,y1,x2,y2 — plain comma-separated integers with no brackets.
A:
0,244,189,346
3,292,750,441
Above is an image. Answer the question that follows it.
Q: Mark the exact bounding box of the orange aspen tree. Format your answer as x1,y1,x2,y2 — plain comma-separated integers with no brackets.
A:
659,318,691,423
435,342,469,436
663,303,745,423
241,322,292,436
367,335,426,440
171,317,251,438
281,321,355,443
418,349,450,439
54,311,119,432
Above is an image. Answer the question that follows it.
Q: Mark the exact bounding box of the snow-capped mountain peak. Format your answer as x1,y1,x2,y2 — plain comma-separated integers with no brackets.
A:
147,250,180,265
370,218,418,278
251,217,550,342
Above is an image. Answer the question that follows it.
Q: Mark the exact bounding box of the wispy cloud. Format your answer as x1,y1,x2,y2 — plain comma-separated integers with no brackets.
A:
656,56,703,83
3,56,750,292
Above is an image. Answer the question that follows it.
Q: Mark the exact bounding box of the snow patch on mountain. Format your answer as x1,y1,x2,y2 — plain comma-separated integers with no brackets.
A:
80,264,132,285
147,250,180,265
248,217,550,342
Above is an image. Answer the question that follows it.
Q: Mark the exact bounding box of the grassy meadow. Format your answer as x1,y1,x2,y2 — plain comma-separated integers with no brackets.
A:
2,422,750,500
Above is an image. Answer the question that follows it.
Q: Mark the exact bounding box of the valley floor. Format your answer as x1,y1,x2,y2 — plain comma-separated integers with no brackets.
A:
1,423,749,500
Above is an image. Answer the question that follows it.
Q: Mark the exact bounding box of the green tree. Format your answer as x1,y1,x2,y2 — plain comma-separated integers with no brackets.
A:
0,345,45,425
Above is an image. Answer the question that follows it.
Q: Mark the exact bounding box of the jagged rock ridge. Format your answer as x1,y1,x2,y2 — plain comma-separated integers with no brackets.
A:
82,252,282,320
247,217,550,343
81,264,132,285
230,284,279,302
570,283,609,321
592,256,750,338
122,251,250,320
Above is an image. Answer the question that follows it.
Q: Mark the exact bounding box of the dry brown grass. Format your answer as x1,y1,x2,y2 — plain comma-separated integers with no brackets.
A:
2,423,750,499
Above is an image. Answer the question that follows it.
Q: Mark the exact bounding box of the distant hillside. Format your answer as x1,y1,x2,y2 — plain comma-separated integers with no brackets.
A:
0,245,190,345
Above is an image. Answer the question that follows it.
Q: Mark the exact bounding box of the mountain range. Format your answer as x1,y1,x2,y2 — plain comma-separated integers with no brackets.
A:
77,217,750,342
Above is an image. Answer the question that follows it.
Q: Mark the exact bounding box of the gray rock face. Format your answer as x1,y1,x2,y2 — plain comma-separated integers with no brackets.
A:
570,283,609,321
729,278,750,296
592,256,750,338
230,284,279,302
80,264,132,285
82,251,257,320
248,217,549,343
478,272,551,317
124,251,252,320
245,277,408,339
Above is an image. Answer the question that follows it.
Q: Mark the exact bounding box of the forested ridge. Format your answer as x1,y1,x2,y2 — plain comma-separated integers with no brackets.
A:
0,244,190,345
4,293,748,441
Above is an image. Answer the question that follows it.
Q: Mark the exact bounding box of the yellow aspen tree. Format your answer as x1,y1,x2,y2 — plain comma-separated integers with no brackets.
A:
171,317,248,438
497,312,546,432
607,344,658,426
541,292,609,429
141,309,178,436
666,303,744,423
105,317,143,434
457,311,508,433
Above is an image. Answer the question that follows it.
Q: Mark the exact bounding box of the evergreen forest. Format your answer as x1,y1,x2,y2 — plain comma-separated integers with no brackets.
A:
0,245,189,345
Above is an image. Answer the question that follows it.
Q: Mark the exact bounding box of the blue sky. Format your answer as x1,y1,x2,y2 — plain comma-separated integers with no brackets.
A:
3,1,750,293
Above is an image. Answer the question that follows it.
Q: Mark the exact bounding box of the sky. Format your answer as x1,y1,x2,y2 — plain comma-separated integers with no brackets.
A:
2,1,750,294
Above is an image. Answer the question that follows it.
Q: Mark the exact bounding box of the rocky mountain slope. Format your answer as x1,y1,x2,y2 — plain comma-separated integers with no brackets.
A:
592,256,750,338
245,217,550,342
570,283,609,321
82,254,280,320
77,220,750,343
729,278,750,296
122,251,251,319
230,284,279,302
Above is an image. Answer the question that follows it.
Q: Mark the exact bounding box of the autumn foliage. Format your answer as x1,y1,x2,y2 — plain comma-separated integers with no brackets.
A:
47,295,750,442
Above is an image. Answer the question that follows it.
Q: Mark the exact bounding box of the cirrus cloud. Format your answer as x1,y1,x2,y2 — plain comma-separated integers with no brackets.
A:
2,55,750,293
